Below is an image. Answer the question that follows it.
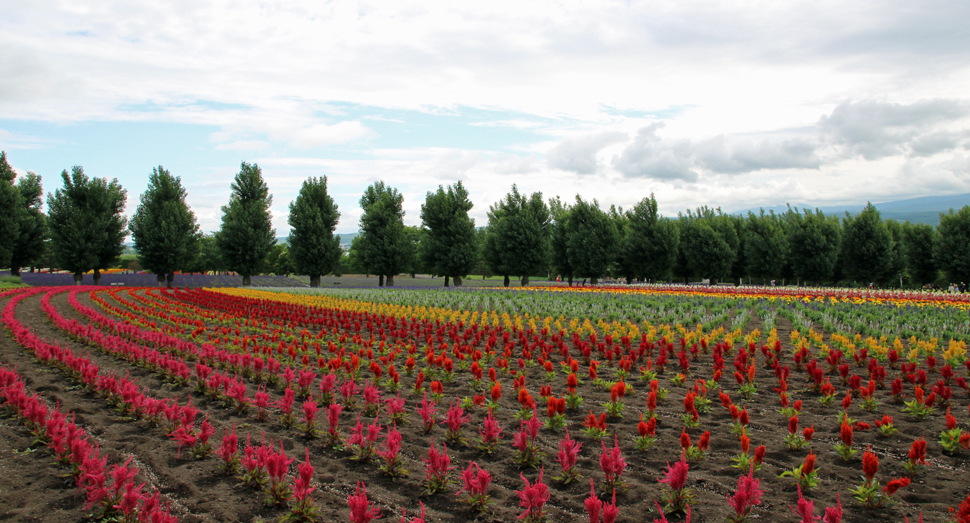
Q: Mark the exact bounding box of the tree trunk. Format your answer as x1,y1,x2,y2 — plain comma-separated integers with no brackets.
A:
503,275,510,287
590,276,598,285
626,276,633,284
93,269,101,286
10,267,20,277
444,275,450,287
453,275,462,286
157,273,165,286
567,276,573,286
243,274,252,286
379,274,384,287
167,273,174,288
310,275,321,288
520,275,529,286
74,272,83,285
386,274,395,286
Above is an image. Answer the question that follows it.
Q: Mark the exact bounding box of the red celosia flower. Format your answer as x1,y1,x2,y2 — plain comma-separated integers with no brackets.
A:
788,415,798,435
947,407,958,430
740,433,750,454
803,424,814,441
840,421,853,446
862,445,878,482
739,408,749,426
490,382,501,401
753,445,766,465
698,431,710,452
908,437,926,464
680,429,691,451
842,392,852,411
803,452,816,475
960,432,970,451
882,477,910,496
638,414,656,437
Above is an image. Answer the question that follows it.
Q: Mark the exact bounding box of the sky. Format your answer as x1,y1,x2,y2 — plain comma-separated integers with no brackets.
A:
2,0,969,236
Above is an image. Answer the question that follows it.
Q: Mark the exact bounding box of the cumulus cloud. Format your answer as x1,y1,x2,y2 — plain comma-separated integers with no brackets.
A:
611,123,697,182
693,135,821,173
546,131,628,174
611,124,820,181
817,99,968,160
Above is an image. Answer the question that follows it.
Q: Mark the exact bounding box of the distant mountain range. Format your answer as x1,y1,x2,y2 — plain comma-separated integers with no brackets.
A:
735,193,970,226
263,194,969,250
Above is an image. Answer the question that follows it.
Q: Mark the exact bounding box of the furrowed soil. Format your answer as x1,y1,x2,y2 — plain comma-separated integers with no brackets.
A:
0,287,968,523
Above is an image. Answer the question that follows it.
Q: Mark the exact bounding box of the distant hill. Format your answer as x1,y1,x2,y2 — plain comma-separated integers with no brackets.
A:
275,232,358,251
736,193,970,226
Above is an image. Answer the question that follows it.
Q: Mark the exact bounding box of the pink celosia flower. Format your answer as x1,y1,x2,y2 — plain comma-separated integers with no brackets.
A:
726,466,764,522
599,435,626,491
584,479,601,523
348,481,381,523
659,454,689,491
516,468,550,523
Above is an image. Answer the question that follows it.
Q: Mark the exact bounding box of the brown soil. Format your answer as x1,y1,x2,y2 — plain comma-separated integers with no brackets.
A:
1,289,968,523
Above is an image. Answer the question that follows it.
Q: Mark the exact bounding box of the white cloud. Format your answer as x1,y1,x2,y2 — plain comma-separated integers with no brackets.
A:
214,140,270,151
546,131,627,174
817,99,968,160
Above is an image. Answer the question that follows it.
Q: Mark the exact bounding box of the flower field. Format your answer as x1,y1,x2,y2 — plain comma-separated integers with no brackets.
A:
1,285,969,523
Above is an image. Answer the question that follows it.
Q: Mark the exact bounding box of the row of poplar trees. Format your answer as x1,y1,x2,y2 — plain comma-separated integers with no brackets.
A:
2,150,969,288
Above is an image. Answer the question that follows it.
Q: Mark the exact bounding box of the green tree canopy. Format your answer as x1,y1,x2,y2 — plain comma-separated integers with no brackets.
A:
288,176,342,287
8,169,48,275
933,205,970,285
420,181,477,286
840,203,893,285
215,162,276,286
784,207,841,285
266,244,296,276
901,221,937,286
47,166,128,284
743,210,788,282
565,196,617,284
357,181,410,286
0,152,22,271
129,166,201,287
184,233,225,274
619,194,679,282
548,196,573,284
483,185,550,286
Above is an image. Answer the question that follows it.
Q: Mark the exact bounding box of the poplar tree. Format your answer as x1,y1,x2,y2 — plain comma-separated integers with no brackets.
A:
840,203,893,285
933,206,970,285
482,185,550,286
420,181,477,286
357,181,410,286
216,162,276,286
619,194,679,282
8,171,48,276
47,166,127,284
0,152,20,271
288,176,341,287
565,196,617,284
129,166,201,287
743,210,788,283
784,207,841,285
